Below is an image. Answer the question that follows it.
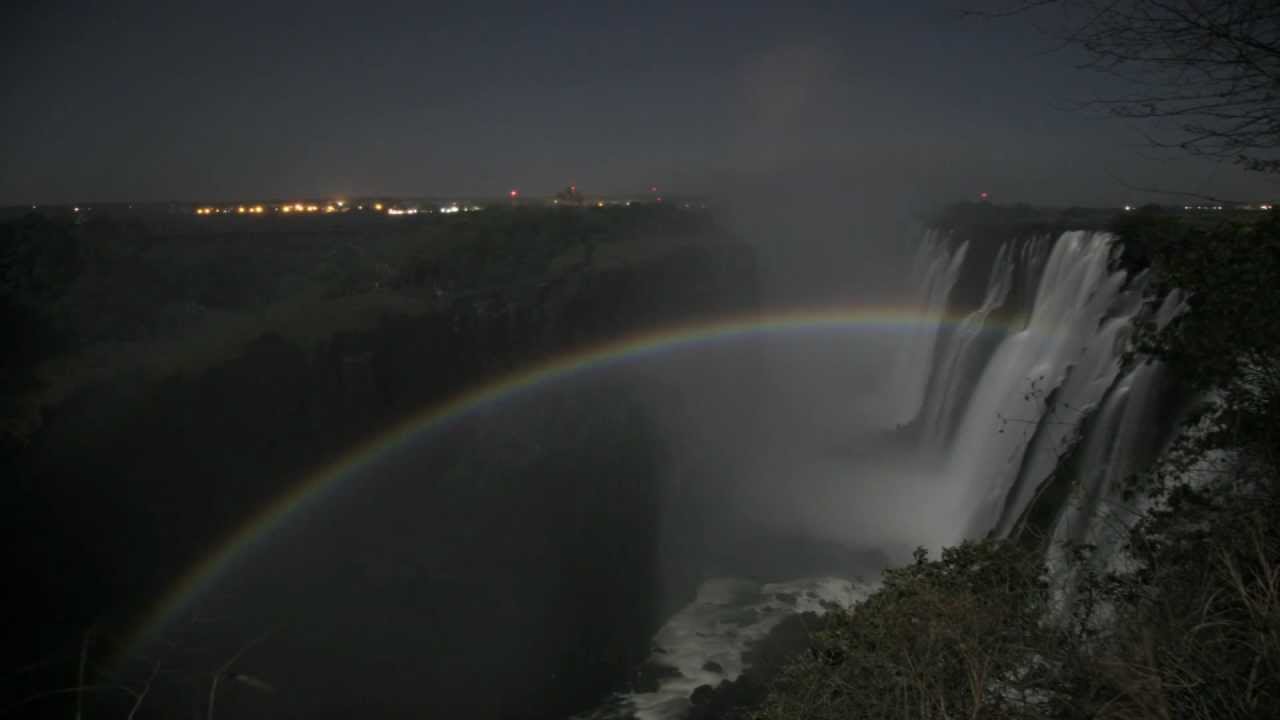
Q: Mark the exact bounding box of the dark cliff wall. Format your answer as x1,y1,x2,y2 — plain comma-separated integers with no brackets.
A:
5,228,759,719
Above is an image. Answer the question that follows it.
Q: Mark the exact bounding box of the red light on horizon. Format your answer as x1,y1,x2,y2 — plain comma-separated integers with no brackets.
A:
510,189,519,198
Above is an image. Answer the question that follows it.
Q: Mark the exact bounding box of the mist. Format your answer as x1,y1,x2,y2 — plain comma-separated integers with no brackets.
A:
5,2,1269,718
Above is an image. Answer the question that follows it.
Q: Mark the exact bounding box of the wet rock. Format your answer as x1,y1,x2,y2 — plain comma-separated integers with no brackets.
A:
720,607,759,627
632,661,682,693
690,684,715,706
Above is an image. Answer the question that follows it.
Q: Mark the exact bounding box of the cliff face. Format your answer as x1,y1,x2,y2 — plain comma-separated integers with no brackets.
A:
5,214,760,719
885,210,1197,551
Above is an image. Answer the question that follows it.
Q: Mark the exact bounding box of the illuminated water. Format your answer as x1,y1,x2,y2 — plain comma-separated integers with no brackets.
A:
589,227,1180,718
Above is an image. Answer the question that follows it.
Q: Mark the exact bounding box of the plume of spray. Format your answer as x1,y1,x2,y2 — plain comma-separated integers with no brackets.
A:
641,40,988,587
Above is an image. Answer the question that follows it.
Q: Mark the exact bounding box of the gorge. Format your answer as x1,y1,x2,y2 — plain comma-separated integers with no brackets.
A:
1,205,1200,718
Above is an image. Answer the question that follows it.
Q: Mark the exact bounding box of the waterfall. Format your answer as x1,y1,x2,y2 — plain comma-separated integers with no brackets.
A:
945,231,1127,537
895,228,1181,547
1044,290,1188,580
917,241,1014,449
586,226,1187,720
886,230,969,426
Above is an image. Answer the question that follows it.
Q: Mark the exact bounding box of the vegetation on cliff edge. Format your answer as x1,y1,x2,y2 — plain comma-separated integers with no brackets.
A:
745,209,1280,720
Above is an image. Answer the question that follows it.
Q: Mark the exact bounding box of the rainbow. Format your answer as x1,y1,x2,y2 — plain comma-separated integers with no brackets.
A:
121,305,1022,655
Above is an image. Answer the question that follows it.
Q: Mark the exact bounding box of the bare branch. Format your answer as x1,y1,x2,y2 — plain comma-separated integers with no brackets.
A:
125,659,164,720
1105,168,1249,203
980,0,1280,171
962,0,1062,20
75,625,94,720
207,629,274,720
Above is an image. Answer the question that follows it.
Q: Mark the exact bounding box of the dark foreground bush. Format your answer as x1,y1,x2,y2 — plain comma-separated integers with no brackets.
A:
751,211,1280,720
752,541,1057,720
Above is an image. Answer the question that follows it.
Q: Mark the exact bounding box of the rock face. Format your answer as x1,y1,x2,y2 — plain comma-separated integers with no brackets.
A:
673,610,840,720
6,222,760,720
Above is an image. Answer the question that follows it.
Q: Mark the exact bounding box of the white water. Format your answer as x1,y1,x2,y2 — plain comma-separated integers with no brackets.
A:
1045,289,1187,584
917,240,1016,449
576,578,874,720
588,228,1178,719
886,230,969,426
928,231,1148,539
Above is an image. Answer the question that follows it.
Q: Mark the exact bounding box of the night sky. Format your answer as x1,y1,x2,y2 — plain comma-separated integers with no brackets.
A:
4,0,1276,206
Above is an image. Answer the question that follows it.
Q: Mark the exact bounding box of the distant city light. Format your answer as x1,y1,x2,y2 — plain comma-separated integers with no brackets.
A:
1123,205,1133,211
179,195,579,219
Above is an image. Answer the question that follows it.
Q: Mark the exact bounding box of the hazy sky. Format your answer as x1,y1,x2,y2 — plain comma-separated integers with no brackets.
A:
3,0,1276,205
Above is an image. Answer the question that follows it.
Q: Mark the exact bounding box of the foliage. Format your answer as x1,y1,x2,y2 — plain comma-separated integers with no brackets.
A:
752,541,1057,720
1097,208,1280,716
752,210,1280,720
1142,212,1280,438
1084,484,1280,718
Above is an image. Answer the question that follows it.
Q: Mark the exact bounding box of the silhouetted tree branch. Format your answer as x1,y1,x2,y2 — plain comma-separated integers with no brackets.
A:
4,619,278,718
124,658,163,720
973,0,1280,173
1106,168,1247,203
74,626,92,720
207,629,273,720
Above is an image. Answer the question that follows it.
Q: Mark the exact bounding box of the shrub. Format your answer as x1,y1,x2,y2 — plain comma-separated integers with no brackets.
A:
752,541,1056,720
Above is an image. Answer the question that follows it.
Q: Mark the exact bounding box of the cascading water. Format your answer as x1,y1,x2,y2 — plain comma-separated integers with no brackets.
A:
1043,289,1188,584
949,232,1129,534
916,240,1015,449
886,230,969,426
586,226,1183,720
896,229,1177,546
